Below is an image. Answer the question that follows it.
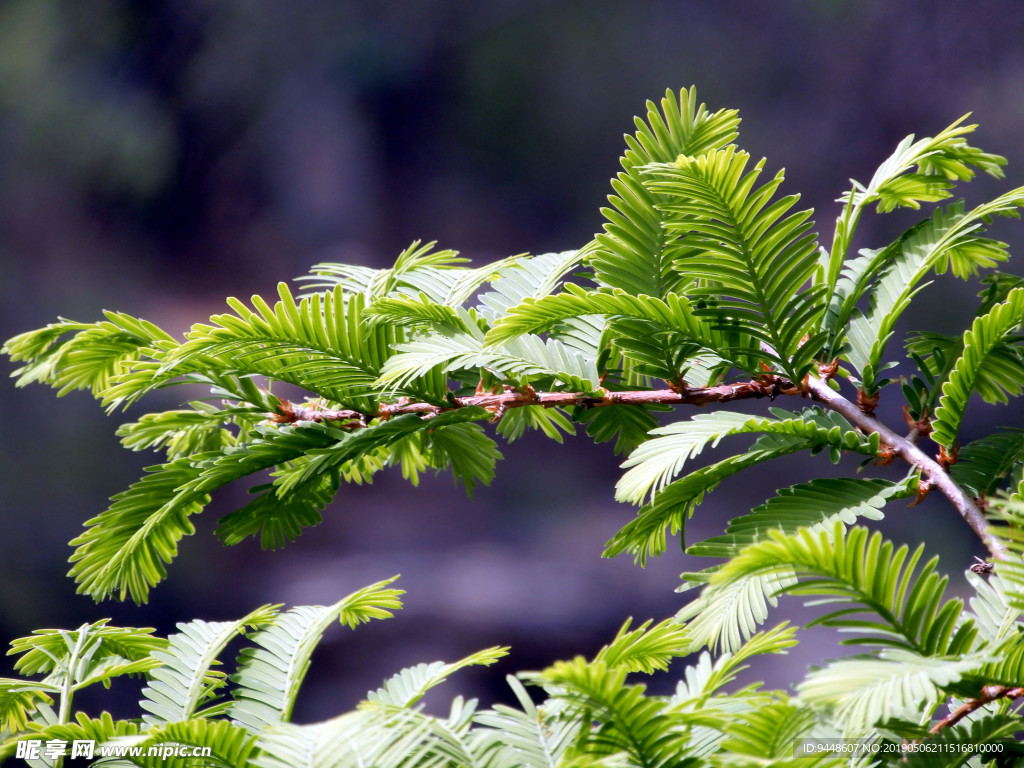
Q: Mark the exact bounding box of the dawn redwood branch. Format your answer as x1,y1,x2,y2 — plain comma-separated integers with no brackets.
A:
270,376,797,425
929,685,1024,734
804,375,1008,562
271,372,1005,561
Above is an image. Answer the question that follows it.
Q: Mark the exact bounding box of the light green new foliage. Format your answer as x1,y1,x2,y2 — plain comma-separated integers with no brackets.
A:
5,86,1024,764
139,604,282,726
932,286,1024,449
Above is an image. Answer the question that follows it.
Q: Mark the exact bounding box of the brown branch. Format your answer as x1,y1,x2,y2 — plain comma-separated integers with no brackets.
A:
268,399,368,427
268,377,797,426
268,372,1004,560
929,685,1024,734
902,405,933,444
805,376,1007,562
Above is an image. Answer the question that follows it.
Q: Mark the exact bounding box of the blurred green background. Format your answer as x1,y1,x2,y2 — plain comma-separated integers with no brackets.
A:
2,0,1024,718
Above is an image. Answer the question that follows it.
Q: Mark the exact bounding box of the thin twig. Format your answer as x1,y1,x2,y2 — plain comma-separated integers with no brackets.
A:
805,376,1007,561
929,685,1024,734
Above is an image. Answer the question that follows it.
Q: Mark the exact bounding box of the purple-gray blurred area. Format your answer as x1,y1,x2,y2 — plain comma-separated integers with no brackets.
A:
2,0,1024,720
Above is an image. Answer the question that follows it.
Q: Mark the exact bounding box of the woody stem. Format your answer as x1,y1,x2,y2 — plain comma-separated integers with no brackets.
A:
274,377,796,424
804,376,1005,561
272,373,1003,560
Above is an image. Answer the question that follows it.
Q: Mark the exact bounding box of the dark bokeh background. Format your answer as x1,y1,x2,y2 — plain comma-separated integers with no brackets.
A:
3,0,1024,720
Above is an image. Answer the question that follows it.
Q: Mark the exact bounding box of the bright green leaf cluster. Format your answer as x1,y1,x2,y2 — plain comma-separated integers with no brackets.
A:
7,86,1024,764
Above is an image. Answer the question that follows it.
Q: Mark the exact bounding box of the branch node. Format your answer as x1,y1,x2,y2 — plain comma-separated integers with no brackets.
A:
267,396,297,424
755,374,779,399
856,388,879,416
515,383,540,405
937,443,959,470
667,375,687,394
817,359,839,381
902,405,932,442
873,445,896,466
909,475,932,507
